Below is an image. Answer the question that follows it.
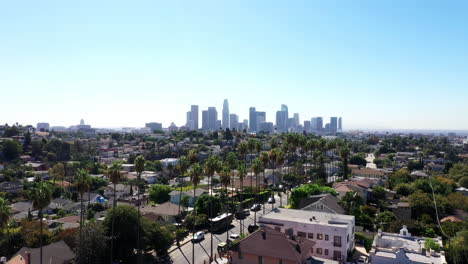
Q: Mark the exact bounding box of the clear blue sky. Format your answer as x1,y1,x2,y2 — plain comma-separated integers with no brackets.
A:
1,1,467,130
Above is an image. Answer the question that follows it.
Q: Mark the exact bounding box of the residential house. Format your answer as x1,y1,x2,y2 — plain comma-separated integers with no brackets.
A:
24,162,47,171
141,201,185,224
169,188,208,206
259,208,355,262
300,194,345,215
104,183,131,199
351,168,386,179
229,226,337,264
333,182,368,204
7,240,75,264
369,226,447,264
0,181,23,194
387,202,412,220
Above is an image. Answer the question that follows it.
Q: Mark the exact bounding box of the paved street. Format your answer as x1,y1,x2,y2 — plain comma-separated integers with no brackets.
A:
366,153,377,169
170,193,288,264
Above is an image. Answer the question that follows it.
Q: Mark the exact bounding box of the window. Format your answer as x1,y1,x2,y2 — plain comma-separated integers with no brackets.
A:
347,234,349,243
334,236,342,247
308,233,314,239
325,234,329,241
325,249,329,256
317,248,322,255
297,231,306,237
317,233,323,240
258,256,264,264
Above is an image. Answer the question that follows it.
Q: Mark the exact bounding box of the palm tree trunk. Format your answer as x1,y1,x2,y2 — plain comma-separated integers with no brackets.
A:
40,209,43,264
192,188,196,264
209,175,213,261
177,177,183,247
80,194,83,264
137,177,141,264
110,184,116,264
240,179,243,235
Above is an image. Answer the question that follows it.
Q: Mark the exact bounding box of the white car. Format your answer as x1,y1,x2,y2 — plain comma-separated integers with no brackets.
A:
192,231,204,243
229,234,240,240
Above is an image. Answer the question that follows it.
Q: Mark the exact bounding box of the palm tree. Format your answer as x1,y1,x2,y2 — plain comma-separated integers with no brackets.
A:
75,169,90,264
204,155,220,260
29,182,53,264
189,163,203,264
134,155,145,264
0,197,11,233
107,161,122,264
219,166,231,242
340,146,351,180
237,162,247,235
188,149,199,165
268,148,278,210
50,163,65,187
251,158,263,226
276,150,286,207
259,152,269,214
175,156,190,233
237,142,248,162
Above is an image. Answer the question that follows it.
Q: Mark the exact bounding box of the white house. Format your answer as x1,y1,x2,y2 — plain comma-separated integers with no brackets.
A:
160,158,179,167
259,208,355,262
169,188,208,206
369,226,447,264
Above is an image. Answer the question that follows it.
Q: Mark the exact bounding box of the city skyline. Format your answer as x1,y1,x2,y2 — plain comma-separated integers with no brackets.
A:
1,1,468,130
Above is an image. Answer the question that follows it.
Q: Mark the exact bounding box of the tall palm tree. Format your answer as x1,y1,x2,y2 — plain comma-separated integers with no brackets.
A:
259,152,269,214
0,197,11,233
75,169,90,264
134,155,145,264
251,158,263,226
107,161,122,264
188,149,199,165
237,142,248,163
175,156,190,234
340,146,351,180
275,150,286,207
219,166,231,242
50,163,65,187
29,182,53,264
268,148,278,210
237,162,247,235
204,155,220,260
189,163,203,264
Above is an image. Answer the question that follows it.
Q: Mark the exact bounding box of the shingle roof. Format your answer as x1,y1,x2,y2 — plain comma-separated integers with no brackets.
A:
12,240,75,264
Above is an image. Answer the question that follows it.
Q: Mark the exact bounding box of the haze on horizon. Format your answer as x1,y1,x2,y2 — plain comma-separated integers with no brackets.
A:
1,1,467,130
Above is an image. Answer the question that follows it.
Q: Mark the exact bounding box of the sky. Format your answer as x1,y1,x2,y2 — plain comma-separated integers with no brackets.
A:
1,0,467,130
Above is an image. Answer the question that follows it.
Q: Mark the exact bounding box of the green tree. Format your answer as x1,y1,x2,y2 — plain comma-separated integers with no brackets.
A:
375,211,396,231
149,184,172,204
143,221,174,259
74,222,109,264
349,154,366,167
29,182,53,264
0,197,11,232
252,158,263,226
339,191,363,214
107,161,122,263
50,163,66,186
340,147,351,179
188,163,203,264
2,140,22,160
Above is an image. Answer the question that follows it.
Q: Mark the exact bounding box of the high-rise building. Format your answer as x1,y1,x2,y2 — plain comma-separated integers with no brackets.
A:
259,122,274,133
202,110,209,130
229,114,238,131
311,117,323,132
249,107,257,132
256,111,266,132
36,122,50,131
145,122,162,131
303,120,311,132
330,117,338,133
80,119,85,126
208,107,218,130
275,104,289,132
293,113,300,129
317,117,323,131
338,117,342,131
215,120,222,130
191,105,199,130
222,99,229,129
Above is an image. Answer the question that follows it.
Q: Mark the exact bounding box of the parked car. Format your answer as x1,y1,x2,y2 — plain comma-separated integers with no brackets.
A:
267,197,275,204
243,209,250,216
217,242,228,252
250,204,261,211
192,231,204,243
229,233,240,240
356,256,368,264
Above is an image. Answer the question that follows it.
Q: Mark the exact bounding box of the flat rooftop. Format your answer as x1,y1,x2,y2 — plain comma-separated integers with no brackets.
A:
259,208,354,227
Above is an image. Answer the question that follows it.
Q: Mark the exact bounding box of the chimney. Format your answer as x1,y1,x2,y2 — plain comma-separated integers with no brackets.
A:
261,230,266,240
25,251,31,264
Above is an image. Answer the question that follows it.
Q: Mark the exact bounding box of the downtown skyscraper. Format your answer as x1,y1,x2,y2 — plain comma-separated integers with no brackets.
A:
222,99,229,129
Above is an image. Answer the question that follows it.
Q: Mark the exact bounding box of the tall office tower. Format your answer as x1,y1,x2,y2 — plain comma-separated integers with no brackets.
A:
316,117,323,131
281,104,288,116
338,117,342,131
208,107,218,130
311,118,317,132
222,99,229,129
324,123,331,133
202,110,209,130
293,113,300,128
249,107,257,132
304,120,311,132
256,111,266,131
190,105,199,130
229,114,238,131
259,122,274,133
80,119,85,126
215,120,222,130
186,111,191,126
330,117,338,133
37,122,50,131
145,122,162,131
